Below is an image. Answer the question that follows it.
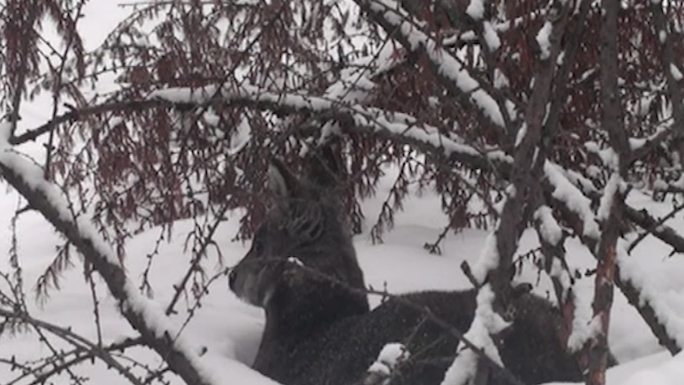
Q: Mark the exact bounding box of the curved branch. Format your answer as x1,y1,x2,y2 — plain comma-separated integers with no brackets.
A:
352,0,509,133
0,133,218,385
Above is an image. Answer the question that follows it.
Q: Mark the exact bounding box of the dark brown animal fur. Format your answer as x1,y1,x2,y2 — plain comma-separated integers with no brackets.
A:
229,158,583,385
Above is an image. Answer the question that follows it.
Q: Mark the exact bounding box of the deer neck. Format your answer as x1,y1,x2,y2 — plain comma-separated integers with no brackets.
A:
253,279,369,371
265,277,368,336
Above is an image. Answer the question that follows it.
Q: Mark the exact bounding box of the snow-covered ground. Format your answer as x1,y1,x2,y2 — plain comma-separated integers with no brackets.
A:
1,162,684,384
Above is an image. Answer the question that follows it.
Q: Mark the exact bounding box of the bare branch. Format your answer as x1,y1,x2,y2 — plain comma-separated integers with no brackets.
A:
0,307,143,385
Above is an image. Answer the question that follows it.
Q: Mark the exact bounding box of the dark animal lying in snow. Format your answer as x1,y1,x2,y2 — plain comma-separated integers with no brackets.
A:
229,158,583,385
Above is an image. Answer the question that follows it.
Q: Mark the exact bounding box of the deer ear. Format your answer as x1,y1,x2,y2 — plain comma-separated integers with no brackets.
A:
268,158,304,198
306,143,345,190
287,203,325,242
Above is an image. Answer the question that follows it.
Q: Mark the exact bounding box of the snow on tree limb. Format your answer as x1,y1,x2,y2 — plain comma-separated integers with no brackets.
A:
544,161,600,238
362,343,410,384
441,285,508,385
546,162,684,355
0,126,222,385
150,83,509,167
534,205,563,246
617,239,684,348
470,226,502,285
536,21,553,60
567,313,602,353
353,0,507,129
596,174,625,224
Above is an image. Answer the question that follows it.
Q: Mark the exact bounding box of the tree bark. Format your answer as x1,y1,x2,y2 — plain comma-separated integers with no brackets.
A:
585,0,631,383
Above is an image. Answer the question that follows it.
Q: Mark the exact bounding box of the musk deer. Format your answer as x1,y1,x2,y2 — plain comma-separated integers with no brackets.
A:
229,156,583,385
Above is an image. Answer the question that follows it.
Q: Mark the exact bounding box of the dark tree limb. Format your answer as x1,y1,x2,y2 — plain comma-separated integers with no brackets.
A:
531,0,592,352
9,99,163,145
530,188,576,346
484,0,572,302
627,202,684,255
543,0,592,142
586,2,635,380
625,204,684,255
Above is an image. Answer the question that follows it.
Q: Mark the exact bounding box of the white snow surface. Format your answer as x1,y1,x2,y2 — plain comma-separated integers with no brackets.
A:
0,122,10,152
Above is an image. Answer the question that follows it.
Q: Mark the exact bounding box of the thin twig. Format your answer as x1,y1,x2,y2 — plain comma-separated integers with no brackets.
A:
627,201,684,254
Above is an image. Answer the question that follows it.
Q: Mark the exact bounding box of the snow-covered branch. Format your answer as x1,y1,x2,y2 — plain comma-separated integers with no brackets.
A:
618,238,684,348
352,0,508,130
0,123,221,385
150,83,509,169
533,200,576,339
441,285,508,385
544,159,684,355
